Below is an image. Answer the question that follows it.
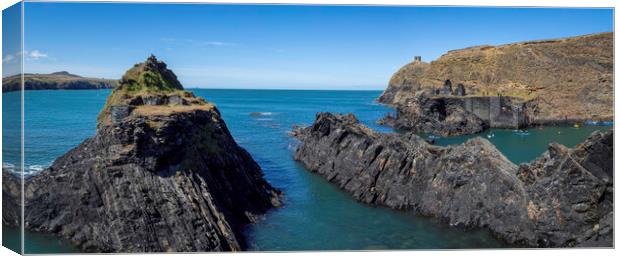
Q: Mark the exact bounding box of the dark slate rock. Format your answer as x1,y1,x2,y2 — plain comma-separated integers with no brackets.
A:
378,90,487,136
15,56,282,253
109,105,133,124
2,171,21,227
294,112,613,248
22,106,282,252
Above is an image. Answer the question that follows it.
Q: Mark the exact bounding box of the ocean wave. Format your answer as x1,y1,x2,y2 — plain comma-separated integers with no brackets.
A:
250,112,274,117
2,162,16,172
2,162,50,176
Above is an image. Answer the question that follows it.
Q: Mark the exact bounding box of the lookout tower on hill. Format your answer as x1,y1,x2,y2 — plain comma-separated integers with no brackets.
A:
413,56,422,63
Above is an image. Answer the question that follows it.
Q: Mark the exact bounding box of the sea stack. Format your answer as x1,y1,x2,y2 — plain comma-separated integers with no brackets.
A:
20,55,282,252
293,112,613,247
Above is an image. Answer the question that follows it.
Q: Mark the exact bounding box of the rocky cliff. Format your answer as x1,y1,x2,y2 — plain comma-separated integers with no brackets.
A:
2,71,117,92
378,88,531,136
293,112,612,247
16,55,282,252
379,32,613,127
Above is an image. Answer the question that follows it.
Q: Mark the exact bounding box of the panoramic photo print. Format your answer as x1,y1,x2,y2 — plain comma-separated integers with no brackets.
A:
1,1,614,254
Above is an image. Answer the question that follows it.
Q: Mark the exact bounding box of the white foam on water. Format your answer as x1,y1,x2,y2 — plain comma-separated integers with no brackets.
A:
3,162,15,168
250,112,275,117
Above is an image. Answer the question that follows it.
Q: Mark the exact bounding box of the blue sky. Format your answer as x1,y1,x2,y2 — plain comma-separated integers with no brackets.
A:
8,3,614,89
2,2,21,78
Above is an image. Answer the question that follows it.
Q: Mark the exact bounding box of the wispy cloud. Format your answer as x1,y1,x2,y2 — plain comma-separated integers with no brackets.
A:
203,41,231,46
28,50,48,59
161,38,238,47
2,54,15,63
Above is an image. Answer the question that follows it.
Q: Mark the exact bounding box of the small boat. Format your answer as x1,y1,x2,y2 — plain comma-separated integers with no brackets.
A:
514,130,530,136
573,124,580,128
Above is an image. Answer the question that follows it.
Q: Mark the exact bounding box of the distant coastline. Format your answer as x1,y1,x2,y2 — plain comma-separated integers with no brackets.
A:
2,71,117,92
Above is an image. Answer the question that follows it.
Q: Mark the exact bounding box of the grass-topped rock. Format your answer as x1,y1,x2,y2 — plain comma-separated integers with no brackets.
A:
17,56,282,252
98,55,213,126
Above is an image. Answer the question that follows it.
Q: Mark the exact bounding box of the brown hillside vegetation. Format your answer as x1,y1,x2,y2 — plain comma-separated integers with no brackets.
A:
379,32,613,122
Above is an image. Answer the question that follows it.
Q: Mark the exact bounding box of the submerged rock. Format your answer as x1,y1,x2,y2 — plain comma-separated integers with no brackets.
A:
19,55,282,252
294,112,612,247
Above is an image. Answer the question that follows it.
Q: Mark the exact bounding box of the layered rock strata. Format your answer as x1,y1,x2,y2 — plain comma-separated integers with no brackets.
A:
294,112,613,247
16,55,282,252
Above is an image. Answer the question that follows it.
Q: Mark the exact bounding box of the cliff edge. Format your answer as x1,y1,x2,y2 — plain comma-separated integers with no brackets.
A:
379,32,613,125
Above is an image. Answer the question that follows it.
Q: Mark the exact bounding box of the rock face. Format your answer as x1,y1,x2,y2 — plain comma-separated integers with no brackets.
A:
19,55,282,252
2,72,117,92
378,32,613,126
2,171,21,227
294,112,613,247
378,90,488,136
378,89,530,136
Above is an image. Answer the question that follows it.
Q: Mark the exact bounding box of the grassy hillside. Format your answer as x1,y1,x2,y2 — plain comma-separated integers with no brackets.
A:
379,32,613,122
2,71,117,92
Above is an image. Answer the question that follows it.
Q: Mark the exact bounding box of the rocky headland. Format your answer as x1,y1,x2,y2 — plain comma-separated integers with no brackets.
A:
293,112,613,247
2,71,117,92
378,32,613,135
4,55,282,252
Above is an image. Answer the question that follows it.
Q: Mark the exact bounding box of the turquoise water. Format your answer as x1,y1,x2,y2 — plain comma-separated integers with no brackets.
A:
430,126,611,164
1,89,611,252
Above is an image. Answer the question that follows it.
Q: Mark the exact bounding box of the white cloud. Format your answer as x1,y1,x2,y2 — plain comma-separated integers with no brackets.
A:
161,38,238,47
28,50,48,59
2,54,15,63
204,41,228,46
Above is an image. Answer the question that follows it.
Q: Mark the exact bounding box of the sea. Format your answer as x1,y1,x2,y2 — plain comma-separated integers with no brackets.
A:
1,89,612,253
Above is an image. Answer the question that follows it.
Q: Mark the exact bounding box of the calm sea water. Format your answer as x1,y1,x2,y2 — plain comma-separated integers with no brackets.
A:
2,89,611,252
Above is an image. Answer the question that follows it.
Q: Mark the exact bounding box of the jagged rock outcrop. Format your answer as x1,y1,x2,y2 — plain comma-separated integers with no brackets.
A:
378,32,613,133
18,55,282,252
2,170,21,227
378,89,530,136
293,112,613,247
2,72,117,92
378,89,488,136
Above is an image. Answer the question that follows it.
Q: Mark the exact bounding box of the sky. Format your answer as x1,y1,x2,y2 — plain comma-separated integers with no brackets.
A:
2,2,21,78
3,3,614,90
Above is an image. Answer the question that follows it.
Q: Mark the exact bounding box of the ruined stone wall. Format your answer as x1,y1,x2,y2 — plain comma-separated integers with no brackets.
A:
444,96,527,129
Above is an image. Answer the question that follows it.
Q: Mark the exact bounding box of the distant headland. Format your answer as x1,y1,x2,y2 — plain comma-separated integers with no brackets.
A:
2,71,117,92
